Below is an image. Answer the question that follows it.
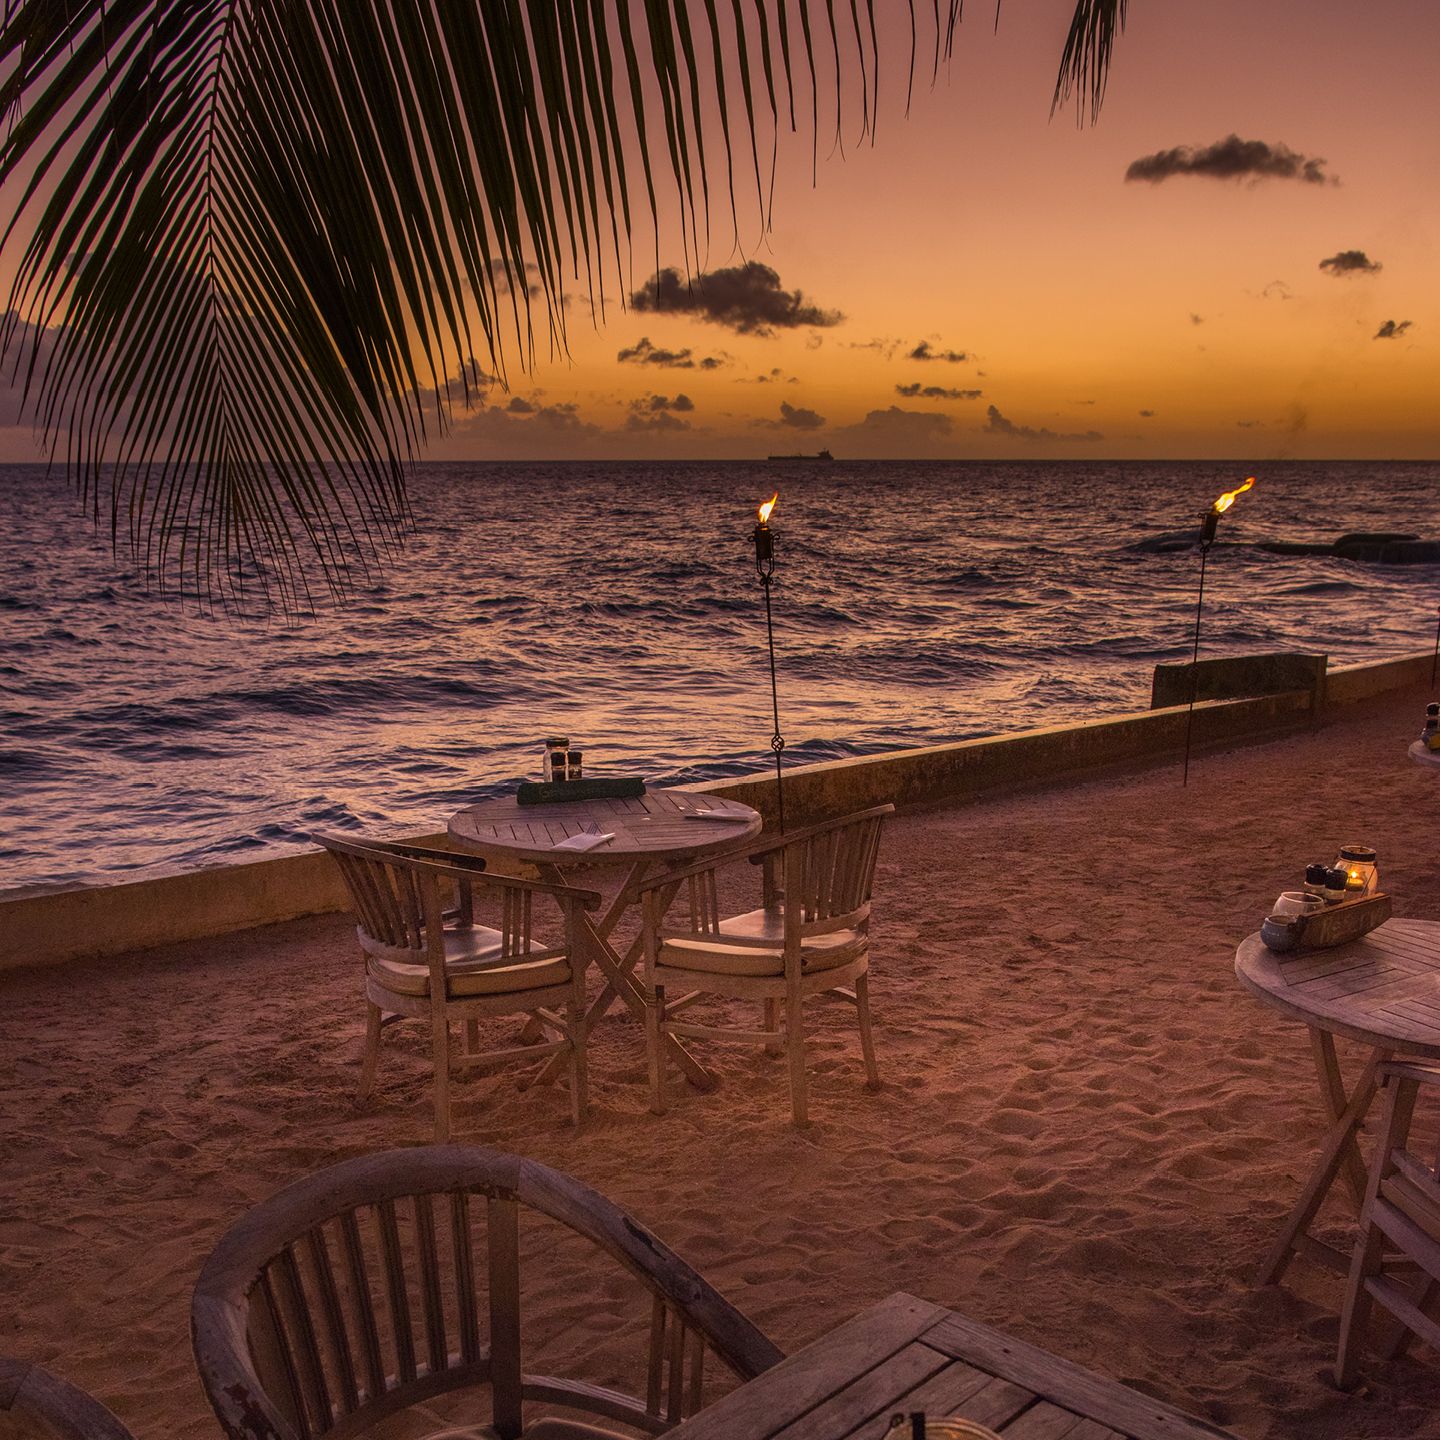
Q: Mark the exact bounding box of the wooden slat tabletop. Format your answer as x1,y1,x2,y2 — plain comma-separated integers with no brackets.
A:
448,788,761,865
1234,918,1440,1057
669,1294,1236,1440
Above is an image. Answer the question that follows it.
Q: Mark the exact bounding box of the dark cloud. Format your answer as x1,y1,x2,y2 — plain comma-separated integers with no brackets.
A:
896,383,982,400
983,405,1102,443
1319,249,1381,277
1126,135,1334,186
630,262,842,337
739,367,793,385
1139,409,1156,418
1374,319,1413,340
1260,281,1293,302
1237,420,1264,429
505,396,536,414
628,393,695,414
624,410,691,433
909,340,969,363
1190,313,1205,326
777,400,826,431
615,335,731,370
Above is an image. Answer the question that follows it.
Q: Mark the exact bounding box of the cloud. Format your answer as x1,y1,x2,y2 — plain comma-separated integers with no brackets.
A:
1190,313,1205,326
624,410,691,433
846,337,906,361
909,340,969,363
1374,319,1413,340
1125,135,1334,186
776,400,826,431
505,396,536,414
627,392,695,414
738,367,794,385
1237,420,1264,429
896,383,982,400
1139,409,1156,418
1260,281,1293,302
615,335,731,370
630,262,842,337
838,406,952,443
1319,249,1381,277
983,405,1102,443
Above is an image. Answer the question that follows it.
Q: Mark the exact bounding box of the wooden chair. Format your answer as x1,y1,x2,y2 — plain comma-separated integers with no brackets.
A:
1336,1059,1440,1386
314,834,601,1140
191,1145,783,1440
0,1357,137,1439
639,804,894,1127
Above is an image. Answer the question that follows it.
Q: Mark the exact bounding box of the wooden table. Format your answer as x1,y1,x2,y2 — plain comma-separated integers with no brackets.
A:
1234,917,1440,1284
1408,739,1440,769
667,1293,1236,1440
449,788,762,1089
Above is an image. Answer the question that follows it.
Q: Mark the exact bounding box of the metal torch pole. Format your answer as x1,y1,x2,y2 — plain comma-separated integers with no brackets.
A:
1181,538,1211,788
760,569,786,833
1431,604,1440,688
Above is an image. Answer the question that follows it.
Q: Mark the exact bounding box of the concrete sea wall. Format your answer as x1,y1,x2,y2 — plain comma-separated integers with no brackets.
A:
3,649,1431,973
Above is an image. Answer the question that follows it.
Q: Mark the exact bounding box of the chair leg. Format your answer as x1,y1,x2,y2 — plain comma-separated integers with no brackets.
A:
763,999,782,1056
431,1016,452,1143
359,1003,382,1102
854,971,880,1089
786,993,809,1128
465,1019,480,1055
569,992,588,1127
648,988,667,1115
1337,1076,1418,1387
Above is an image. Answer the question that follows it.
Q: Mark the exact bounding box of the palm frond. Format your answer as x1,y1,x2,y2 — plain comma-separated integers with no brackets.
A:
1051,0,1127,125
0,1,1120,609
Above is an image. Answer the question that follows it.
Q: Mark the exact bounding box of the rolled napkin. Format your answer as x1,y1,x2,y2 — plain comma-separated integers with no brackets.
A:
516,777,646,806
551,830,615,852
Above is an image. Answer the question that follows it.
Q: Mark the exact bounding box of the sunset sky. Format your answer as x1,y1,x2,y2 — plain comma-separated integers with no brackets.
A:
1,0,1436,463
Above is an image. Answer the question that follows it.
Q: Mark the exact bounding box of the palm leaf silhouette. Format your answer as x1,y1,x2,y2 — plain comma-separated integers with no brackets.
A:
0,0,1124,609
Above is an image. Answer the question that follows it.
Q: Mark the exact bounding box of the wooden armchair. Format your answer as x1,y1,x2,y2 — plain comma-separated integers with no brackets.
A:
0,1358,136,1439
314,834,602,1140
1336,1059,1440,1386
639,804,893,1126
191,1146,783,1440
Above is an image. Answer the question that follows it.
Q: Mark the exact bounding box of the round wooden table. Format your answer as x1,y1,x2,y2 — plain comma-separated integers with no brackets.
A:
1235,917,1440,1284
1408,739,1440,770
449,789,763,1089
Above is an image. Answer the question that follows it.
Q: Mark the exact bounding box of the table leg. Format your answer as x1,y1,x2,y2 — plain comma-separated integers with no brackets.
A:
532,863,717,1092
1311,1029,1371,1207
1258,1043,1387,1286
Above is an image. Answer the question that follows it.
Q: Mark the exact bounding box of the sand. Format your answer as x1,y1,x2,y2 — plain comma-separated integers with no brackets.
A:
5,687,1440,1440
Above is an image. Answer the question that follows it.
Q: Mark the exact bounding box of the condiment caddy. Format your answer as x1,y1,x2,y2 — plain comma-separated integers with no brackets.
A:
1261,842,1390,953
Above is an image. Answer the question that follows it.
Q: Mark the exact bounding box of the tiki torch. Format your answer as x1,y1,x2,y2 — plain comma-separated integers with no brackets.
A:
1182,476,1255,786
1431,603,1440,688
754,492,786,832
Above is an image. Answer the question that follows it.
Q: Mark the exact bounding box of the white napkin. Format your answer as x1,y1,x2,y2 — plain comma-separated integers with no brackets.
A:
552,830,615,851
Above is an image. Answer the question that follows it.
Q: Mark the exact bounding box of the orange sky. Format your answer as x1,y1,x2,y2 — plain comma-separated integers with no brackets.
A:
2,0,1436,462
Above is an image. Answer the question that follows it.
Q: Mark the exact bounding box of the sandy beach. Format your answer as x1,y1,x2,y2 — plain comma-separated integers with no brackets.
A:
5,687,1440,1440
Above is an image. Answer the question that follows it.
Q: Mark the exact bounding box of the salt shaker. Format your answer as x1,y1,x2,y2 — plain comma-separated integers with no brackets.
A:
542,736,571,782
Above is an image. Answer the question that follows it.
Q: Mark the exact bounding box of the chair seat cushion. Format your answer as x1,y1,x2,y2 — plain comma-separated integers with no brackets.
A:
658,907,864,977
368,926,570,997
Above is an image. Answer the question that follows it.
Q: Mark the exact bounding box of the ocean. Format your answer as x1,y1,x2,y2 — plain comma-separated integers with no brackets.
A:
2,459,1437,890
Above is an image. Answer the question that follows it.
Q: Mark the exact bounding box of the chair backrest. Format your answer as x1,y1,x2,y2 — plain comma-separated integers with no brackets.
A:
781,804,893,938
192,1146,782,1440
314,834,544,965
0,1358,137,1440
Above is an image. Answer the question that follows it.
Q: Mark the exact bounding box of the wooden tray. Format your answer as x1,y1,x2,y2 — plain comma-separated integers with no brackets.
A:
1260,892,1392,953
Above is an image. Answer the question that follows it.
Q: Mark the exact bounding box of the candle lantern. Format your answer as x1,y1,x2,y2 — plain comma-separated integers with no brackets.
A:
1182,476,1256,786
753,492,786,832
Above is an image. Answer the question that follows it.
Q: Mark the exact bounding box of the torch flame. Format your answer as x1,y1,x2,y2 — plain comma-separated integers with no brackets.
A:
758,492,778,525
1211,475,1255,516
